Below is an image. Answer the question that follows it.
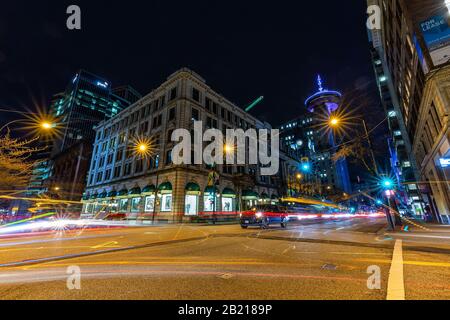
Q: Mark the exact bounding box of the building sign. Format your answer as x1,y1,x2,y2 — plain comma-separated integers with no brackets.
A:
439,158,450,168
420,15,450,67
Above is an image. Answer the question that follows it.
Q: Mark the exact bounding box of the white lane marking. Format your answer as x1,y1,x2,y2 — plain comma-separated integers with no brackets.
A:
386,233,450,240
387,240,405,300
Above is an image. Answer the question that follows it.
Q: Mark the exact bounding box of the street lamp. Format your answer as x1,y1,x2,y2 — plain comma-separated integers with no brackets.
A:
41,121,53,130
224,143,234,154
329,117,340,127
1,117,56,135
138,143,148,153
134,138,154,158
133,137,158,223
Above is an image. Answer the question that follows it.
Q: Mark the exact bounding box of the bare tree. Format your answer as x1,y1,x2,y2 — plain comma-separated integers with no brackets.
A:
0,131,44,190
332,138,378,177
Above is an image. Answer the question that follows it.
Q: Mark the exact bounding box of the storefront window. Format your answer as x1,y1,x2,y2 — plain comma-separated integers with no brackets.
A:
185,195,198,215
204,194,218,212
119,199,129,212
161,194,172,212
144,195,155,212
222,197,233,212
131,197,141,212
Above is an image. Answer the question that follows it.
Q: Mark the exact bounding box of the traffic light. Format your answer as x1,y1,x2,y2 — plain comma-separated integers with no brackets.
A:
381,178,394,190
301,163,311,172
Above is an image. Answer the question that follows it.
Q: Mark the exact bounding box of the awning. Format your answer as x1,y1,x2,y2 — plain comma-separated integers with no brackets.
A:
222,188,236,198
242,190,258,200
128,187,141,196
185,183,201,195
142,185,156,195
90,192,98,200
158,182,172,194
117,188,128,198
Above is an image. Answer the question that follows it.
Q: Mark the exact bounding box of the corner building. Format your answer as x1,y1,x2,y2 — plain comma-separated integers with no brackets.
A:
82,69,285,222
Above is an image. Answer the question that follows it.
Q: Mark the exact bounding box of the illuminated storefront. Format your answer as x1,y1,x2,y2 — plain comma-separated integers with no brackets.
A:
158,182,173,212
142,185,156,213
185,183,200,216
203,186,219,212
221,188,236,212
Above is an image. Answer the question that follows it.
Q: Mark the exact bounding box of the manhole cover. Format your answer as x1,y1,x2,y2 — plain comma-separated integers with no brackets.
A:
322,264,338,270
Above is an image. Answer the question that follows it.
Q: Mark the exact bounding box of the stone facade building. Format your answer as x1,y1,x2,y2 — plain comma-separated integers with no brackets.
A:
412,65,450,223
82,69,296,222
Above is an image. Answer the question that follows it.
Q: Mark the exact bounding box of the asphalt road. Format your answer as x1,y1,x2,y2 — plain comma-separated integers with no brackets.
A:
0,217,449,300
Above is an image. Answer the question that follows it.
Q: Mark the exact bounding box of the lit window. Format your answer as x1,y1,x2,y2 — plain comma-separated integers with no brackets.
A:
388,111,396,118
402,161,411,168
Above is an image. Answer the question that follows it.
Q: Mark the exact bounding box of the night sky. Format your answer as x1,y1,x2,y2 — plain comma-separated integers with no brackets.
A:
0,0,389,176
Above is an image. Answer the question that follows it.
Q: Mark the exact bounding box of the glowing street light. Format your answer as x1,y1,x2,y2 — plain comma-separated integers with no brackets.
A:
329,117,340,127
133,137,156,158
41,121,53,130
138,143,148,153
296,173,302,180
301,163,311,172
224,143,234,154
381,178,394,190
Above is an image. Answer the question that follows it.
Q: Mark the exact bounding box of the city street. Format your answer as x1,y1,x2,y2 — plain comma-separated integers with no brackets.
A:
1,0,450,306
0,217,449,300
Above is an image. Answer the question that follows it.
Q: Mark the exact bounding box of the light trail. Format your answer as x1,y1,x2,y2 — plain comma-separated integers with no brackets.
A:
0,212,57,228
0,218,132,236
0,195,81,205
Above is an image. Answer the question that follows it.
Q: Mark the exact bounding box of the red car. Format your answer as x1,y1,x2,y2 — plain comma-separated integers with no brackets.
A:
240,205,289,229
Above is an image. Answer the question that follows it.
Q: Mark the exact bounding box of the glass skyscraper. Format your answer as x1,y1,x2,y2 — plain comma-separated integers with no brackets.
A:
51,70,141,154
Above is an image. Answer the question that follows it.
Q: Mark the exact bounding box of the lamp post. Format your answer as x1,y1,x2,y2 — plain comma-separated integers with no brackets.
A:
381,177,402,230
0,118,55,134
134,139,158,224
